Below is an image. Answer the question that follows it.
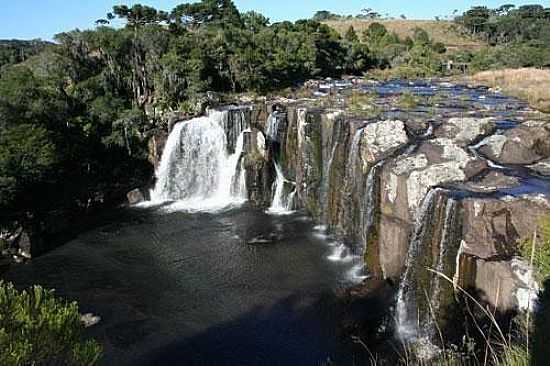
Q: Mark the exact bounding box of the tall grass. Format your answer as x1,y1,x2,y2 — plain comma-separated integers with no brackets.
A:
470,68,550,113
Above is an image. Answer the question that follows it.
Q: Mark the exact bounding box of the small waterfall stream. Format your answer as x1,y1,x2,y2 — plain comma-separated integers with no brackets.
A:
266,113,281,142
268,162,296,214
346,128,364,182
396,188,441,340
361,160,385,256
151,110,248,209
426,198,459,336
396,188,461,343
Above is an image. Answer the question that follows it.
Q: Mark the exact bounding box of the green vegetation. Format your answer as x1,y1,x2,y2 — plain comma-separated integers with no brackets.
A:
0,0,374,244
0,40,52,70
322,4,550,78
2,2,548,241
397,91,421,109
451,5,550,71
0,281,102,365
519,216,550,281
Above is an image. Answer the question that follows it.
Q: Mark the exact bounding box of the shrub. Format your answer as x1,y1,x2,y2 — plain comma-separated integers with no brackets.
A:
0,281,102,366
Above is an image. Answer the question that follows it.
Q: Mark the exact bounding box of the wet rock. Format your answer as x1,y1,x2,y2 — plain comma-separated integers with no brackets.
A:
243,127,272,208
18,231,33,259
478,121,550,165
477,134,507,160
295,108,324,219
247,237,272,245
403,119,430,137
148,132,168,170
127,189,148,205
378,137,486,279
529,158,550,176
164,111,188,132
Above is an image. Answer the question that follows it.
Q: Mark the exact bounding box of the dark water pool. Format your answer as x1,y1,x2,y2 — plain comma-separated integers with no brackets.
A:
5,205,368,365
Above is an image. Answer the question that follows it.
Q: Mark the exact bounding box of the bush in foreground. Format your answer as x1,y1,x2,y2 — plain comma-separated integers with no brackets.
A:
0,281,102,366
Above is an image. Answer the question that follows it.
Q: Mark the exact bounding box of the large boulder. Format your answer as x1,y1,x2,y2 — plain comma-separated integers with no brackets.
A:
478,121,550,165
454,193,550,311
436,117,496,146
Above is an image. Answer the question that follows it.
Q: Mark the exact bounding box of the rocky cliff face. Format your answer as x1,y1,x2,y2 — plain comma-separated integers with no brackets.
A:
148,80,550,340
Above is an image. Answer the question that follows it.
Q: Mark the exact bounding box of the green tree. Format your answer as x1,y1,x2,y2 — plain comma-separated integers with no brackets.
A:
0,281,102,366
344,26,359,43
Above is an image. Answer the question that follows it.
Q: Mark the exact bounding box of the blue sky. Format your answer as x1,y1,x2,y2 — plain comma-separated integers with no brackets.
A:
2,0,550,40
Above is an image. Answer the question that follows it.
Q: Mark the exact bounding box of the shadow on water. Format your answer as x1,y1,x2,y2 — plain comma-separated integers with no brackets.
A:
139,282,394,366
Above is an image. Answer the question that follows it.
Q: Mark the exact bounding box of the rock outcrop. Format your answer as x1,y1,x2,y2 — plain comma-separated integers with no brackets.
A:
478,120,550,165
147,81,550,341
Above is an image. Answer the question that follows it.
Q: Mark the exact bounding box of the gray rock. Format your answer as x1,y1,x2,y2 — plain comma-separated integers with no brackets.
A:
361,120,409,164
81,313,101,328
436,117,496,146
465,171,520,193
127,189,147,205
457,255,538,311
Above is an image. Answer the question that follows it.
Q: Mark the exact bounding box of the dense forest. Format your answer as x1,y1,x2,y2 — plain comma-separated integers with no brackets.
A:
1,1,550,250
454,4,550,69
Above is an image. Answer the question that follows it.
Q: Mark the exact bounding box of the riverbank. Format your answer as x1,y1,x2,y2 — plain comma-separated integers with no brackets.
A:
468,68,550,113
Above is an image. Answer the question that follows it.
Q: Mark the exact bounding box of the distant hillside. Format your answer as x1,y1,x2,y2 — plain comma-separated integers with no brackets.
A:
0,39,53,69
323,19,483,51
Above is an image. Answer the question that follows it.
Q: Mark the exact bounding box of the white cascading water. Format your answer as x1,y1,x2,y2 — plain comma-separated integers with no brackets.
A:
151,110,248,210
346,128,364,181
266,113,280,142
268,162,295,214
361,160,385,255
396,188,440,340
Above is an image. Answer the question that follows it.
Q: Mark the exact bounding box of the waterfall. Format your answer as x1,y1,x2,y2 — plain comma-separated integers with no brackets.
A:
268,161,296,214
396,188,440,340
266,113,281,142
320,123,342,223
151,110,248,209
346,128,364,182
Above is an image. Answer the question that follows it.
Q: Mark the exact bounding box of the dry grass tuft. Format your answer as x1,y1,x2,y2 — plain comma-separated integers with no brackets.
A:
469,68,550,112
